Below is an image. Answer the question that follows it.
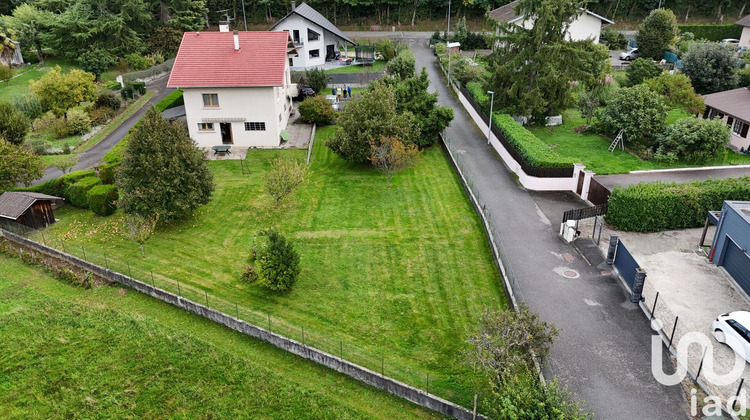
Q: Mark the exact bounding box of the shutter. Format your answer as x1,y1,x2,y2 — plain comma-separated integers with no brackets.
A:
727,117,734,128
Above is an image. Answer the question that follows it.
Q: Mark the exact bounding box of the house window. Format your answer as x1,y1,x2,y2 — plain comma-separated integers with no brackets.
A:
307,28,320,41
197,123,214,131
309,49,320,58
732,119,750,138
245,122,266,131
202,93,219,107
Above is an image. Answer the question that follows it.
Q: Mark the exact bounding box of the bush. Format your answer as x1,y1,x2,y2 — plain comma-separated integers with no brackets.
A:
376,38,397,61
53,118,70,139
13,96,43,120
677,24,743,42
492,114,575,168
302,68,330,95
99,162,119,184
466,81,489,109
66,109,91,135
606,177,750,232
737,68,750,88
601,29,628,49
0,102,31,145
29,140,51,155
121,83,136,100
298,96,335,125
682,41,741,94
132,82,146,95
387,49,416,80
77,50,114,80
654,117,730,163
154,89,184,112
19,169,96,198
89,107,115,126
87,184,118,216
95,92,122,111
125,53,150,71
240,265,258,283
102,134,129,164
67,176,102,208
625,58,662,87
600,84,668,147
102,80,122,90
636,9,679,60
256,229,301,292
32,112,58,133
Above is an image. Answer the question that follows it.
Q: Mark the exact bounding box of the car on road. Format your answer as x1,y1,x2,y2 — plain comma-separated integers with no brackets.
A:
324,94,339,111
720,38,740,45
619,48,639,61
713,311,750,362
294,87,315,101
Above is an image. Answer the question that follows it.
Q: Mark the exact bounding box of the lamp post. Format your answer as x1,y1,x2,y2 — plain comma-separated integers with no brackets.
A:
447,0,451,85
487,91,494,144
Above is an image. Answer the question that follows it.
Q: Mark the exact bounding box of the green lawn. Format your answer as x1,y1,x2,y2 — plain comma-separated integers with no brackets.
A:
325,59,387,74
529,109,750,175
0,58,78,101
36,125,506,408
0,255,441,419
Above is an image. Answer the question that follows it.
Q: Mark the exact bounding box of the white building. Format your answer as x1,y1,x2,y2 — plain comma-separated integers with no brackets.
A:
167,30,298,148
489,0,614,44
270,2,355,69
737,15,750,49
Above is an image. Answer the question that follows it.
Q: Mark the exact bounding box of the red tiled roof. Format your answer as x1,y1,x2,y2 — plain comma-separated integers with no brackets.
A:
168,31,292,88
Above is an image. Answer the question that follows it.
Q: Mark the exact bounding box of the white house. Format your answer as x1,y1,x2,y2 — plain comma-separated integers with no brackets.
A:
167,30,298,148
701,87,750,151
489,0,614,44
737,15,750,49
270,2,355,69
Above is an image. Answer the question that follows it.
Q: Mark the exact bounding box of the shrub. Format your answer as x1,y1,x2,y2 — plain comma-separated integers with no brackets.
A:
387,49,416,80
87,184,118,216
636,8,679,60
102,80,122,90
654,117,730,164
256,229,301,292
66,109,91,136
77,50,114,80
19,169,96,197
32,112,58,133
121,83,135,100
99,162,119,184
0,102,31,145
302,68,330,95
13,96,43,120
601,29,628,49
154,89,184,112
677,24,743,42
492,114,575,168
737,68,750,88
376,38,397,61
240,265,258,283
29,140,51,155
53,118,70,139
298,96,335,125
95,92,122,111
625,58,662,87
132,82,146,95
67,176,102,208
125,53,149,71
600,84,668,147
89,107,115,126
606,177,750,232
682,41,741,94
466,81,489,108
0,65,12,86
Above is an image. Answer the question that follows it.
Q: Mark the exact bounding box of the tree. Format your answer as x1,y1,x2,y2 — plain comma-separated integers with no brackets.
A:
162,0,207,31
644,73,705,114
117,107,214,222
4,4,49,64
327,84,416,163
375,38,397,61
369,136,420,187
576,90,600,125
0,101,30,145
600,84,669,147
77,50,114,80
0,139,44,190
386,48,415,80
682,41,741,94
487,0,610,121
264,157,306,206
625,58,662,87
655,117,730,164
53,154,78,174
126,214,158,258
635,8,678,60
303,67,330,95
256,229,301,292
0,64,12,86
30,66,96,118
298,95,336,125
147,26,184,57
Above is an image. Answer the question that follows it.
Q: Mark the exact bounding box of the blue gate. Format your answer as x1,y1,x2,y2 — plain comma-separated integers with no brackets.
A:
614,239,639,291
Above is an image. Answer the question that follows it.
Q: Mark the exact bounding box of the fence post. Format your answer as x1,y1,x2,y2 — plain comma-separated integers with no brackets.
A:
82,246,86,261
235,303,239,318
127,262,132,278
631,268,646,303
669,316,679,347
302,327,305,346
267,313,271,331
381,357,384,376
650,292,659,321
696,347,708,380
426,374,430,394
104,254,109,269
177,280,181,296
61,240,66,253
205,291,209,307
606,235,618,265
733,378,745,410
473,394,478,420
340,340,343,359
41,231,46,245
151,271,155,287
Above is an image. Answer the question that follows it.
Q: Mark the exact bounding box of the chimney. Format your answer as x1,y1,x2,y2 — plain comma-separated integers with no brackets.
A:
291,1,296,10
219,21,229,32
233,30,240,51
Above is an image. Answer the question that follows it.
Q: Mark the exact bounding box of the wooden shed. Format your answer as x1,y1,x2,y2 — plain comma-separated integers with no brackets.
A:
0,192,63,230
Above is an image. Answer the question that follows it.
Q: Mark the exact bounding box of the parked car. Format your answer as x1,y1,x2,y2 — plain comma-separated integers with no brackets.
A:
294,87,315,101
619,48,639,61
713,311,750,362
324,94,339,111
720,38,740,45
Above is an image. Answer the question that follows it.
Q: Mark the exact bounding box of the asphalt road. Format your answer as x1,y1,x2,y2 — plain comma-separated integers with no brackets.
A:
596,166,750,190
404,34,688,419
33,75,174,184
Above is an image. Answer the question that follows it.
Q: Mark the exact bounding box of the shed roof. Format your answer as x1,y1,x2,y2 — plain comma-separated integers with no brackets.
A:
0,191,62,220
737,15,750,27
726,201,750,225
270,2,355,46
703,87,750,122
488,0,614,25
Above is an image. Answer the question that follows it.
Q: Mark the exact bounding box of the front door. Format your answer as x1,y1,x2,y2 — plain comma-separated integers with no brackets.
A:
220,123,233,144
326,44,335,60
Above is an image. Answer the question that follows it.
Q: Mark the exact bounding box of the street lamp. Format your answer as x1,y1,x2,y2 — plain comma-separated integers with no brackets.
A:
486,91,494,144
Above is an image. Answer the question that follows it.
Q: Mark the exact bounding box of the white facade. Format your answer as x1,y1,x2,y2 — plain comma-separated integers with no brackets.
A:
272,14,348,68
513,12,607,43
740,27,750,49
184,63,295,148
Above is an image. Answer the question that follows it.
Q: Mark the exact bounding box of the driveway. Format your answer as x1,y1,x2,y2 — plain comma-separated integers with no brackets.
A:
596,166,750,191
408,37,688,418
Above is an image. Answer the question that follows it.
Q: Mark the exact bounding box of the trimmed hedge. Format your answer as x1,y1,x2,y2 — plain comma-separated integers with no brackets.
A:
465,82,489,108
68,176,102,209
87,184,118,216
155,89,184,112
606,177,750,232
492,114,576,168
677,24,742,42
19,169,96,198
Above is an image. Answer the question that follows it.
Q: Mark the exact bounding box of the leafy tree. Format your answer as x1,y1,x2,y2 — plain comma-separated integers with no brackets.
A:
386,48,415,80
375,38,397,61
126,214,158,258
635,8,678,60
369,136,420,187
487,0,610,121
644,73,704,114
0,101,30,145
303,67,330,95
0,64,12,86
147,26,184,57
682,41,741,94
576,90,600,125
77,50,114,80
298,95,335,125
0,139,44,190
4,4,49,64
600,29,627,49
264,157,306,206
54,154,78,174
655,117,730,164
600,84,669,147
625,58,661,87
117,107,213,222
30,66,96,118
327,84,416,163
256,229,301,292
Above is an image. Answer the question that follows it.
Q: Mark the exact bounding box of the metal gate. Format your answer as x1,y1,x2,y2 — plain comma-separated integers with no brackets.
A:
614,239,639,291
721,237,750,294
588,178,611,206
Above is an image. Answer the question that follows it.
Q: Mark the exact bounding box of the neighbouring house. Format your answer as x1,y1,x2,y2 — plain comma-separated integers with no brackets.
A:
737,15,750,49
488,0,614,44
0,36,24,67
270,2,355,69
700,87,750,150
0,192,62,231
706,201,750,296
167,30,299,148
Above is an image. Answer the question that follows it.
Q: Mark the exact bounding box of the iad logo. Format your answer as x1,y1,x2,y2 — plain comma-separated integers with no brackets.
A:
650,318,747,416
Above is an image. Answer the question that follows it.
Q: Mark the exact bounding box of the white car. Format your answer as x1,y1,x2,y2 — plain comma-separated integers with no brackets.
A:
324,95,339,111
713,311,750,362
619,48,639,61
719,38,740,45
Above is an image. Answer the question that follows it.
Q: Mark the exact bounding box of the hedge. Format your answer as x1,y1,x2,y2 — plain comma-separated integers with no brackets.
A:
492,114,576,168
465,82,489,108
677,24,742,42
155,89,184,112
87,184,118,216
68,176,102,209
606,177,750,232
18,169,96,198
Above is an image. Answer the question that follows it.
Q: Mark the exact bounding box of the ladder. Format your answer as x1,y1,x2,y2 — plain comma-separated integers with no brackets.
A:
608,130,624,152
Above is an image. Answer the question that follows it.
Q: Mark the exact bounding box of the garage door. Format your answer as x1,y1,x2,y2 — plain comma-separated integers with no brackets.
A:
722,237,750,294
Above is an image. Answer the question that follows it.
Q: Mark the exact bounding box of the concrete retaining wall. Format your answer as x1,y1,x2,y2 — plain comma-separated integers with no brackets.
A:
0,229,483,420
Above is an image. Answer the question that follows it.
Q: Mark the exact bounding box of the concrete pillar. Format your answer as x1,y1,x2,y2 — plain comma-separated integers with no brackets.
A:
606,235,618,265
581,170,595,201
631,268,646,303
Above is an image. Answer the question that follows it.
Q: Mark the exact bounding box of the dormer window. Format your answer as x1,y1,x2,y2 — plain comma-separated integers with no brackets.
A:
307,28,320,42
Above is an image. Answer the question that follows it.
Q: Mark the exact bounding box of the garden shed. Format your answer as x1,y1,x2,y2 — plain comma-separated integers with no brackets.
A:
708,201,750,296
0,192,63,230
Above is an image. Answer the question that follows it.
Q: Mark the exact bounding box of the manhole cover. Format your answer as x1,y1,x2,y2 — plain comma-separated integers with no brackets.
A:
562,270,580,279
